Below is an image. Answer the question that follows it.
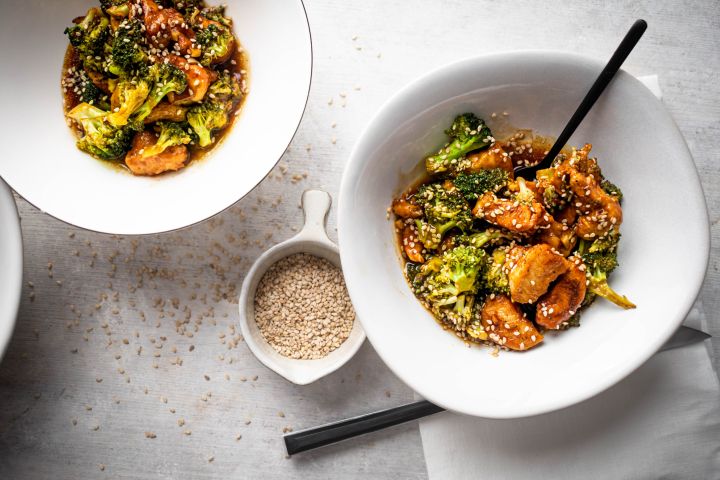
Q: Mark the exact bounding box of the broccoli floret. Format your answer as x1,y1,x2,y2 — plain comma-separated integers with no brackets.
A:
107,18,148,77
424,113,493,175
413,245,487,328
67,103,138,160
165,0,203,14
201,5,233,27
107,77,150,126
413,183,472,249
601,178,623,202
457,230,509,249
453,168,509,202
577,236,635,309
141,121,195,157
76,70,110,110
482,248,510,294
196,23,234,66
133,64,188,122
65,8,110,73
100,0,130,16
208,72,242,101
186,101,228,147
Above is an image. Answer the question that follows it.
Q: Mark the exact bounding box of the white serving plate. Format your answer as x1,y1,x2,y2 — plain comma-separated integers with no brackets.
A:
0,0,312,234
0,180,22,361
338,51,710,418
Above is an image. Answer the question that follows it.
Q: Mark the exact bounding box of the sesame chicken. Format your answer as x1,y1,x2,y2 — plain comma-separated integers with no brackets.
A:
125,130,188,175
402,224,425,263
166,54,217,105
472,192,548,234
507,244,569,303
391,197,423,219
466,145,514,176
141,0,200,57
536,258,587,330
481,294,543,351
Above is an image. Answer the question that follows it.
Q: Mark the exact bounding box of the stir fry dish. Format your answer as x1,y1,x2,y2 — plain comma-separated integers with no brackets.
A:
61,0,247,175
392,113,635,351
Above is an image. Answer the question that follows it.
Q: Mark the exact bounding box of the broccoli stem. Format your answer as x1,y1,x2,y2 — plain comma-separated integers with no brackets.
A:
588,275,636,309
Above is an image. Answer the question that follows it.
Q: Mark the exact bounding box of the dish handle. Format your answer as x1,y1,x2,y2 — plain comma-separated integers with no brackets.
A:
296,190,334,246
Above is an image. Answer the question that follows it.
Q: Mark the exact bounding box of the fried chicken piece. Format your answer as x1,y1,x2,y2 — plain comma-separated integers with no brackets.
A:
401,223,424,263
125,130,188,175
558,145,622,240
392,197,423,219
481,294,543,351
166,54,217,105
506,244,569,303
141,0,200,57
466,145,514,176
472,192,548,234
535,207,577,256
536,258,587,330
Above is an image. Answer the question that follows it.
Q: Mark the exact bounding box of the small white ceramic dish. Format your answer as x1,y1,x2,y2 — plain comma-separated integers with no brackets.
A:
338,51,710,418
0,179,23,361
238,190,365,385
0,0,311,234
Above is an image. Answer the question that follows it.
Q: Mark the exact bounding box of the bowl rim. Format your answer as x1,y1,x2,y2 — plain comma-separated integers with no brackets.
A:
0,0,314,236
338,49,711,418
0,179,23,362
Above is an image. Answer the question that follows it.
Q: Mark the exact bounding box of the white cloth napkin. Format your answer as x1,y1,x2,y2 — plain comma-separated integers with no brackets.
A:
418,77,720,480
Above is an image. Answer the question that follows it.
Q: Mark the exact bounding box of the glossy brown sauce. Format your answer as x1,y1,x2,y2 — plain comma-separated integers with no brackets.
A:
61,26,249,173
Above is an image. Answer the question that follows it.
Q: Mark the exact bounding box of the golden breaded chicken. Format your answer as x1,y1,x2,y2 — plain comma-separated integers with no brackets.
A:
507,244,569,303
536,258,587,329
141,0,200,56
401,223,424,263
466,145,514,176
391,198,423,218
481,294,543,351
472,192,548,234
125,131,188,176
166,55,217,105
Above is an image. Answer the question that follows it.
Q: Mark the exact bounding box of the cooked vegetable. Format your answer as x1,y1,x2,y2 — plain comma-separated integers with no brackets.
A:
600,178,623,201
482,248,510,295
65,8,110,73
107,18,148,77
187,101,228,147
412,183,472,250
140,121,195,158
577,234,636,309
100,0,130,17
208,72,241,101
196,22,235,66
453,168,509,202
133,63,188,122
67,103,138,160
425,113,493,175
107,77,151,126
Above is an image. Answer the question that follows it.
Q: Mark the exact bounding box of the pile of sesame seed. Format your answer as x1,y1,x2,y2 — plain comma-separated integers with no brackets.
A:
254,253,355,359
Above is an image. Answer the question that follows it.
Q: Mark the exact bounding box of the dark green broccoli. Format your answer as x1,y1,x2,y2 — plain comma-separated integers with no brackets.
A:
413,183,472,249
100,0,130,16
600,178,623,202
457,230,509,249
481,248,510,295
453,168,509,202
66,103,138,160
424,113,493,175
202,6,233,27
577,234,636,309
187,101,228,147
141,121,195,157
165,0,203,14
196,23,234,66
107,18,148,77
133,64,188,122
208,72,241,101
107,77,151,126
413,245,487,328
65,7,110,73
76,70,110,110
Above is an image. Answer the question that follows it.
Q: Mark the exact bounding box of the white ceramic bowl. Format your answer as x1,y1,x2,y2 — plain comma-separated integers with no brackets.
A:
238,190,365,385
338,51,710,418
0,180,23,361
0,0,311,234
